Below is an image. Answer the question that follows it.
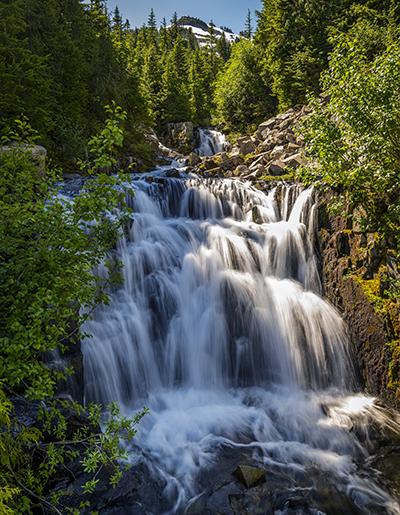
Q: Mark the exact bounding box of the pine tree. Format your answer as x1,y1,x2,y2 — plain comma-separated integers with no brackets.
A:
187,28,198,51
255,0,353,109
141,42,162,124
159,18,171,51
170,12,179,42
189,50,212,125
244,9,253,39
0,0,52,140
216,33,231,61
160,45,191,124
214,40,276,130
112,7,124,53
148,8,157,29
205,21,222,82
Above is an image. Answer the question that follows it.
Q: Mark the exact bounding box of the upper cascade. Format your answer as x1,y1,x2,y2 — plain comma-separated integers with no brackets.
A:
195,128,229,156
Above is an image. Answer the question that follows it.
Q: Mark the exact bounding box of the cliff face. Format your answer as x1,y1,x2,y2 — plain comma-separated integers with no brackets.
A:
318,195,400,407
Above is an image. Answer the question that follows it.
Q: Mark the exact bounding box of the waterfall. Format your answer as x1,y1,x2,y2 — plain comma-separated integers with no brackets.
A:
196,128,229,156
81,174,400,514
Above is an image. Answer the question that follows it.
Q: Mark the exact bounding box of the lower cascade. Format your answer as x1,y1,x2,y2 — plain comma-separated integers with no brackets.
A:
82,173,400,514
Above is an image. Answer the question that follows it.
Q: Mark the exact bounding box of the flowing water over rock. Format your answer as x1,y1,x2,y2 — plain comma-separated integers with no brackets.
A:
81,172,400,514
196,128,229,156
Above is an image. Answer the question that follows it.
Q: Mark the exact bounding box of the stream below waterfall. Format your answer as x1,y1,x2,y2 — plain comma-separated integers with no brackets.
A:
76,167,400,514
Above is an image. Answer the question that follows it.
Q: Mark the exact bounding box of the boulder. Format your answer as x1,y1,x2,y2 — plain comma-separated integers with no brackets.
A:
270,145,286,159
268,160,286,176
187,152,202,167
165,168,181,178
278,118,292,131
282,152,307,169
229,146,240,157
287,142,301,152
234,465,266,489
222,155,243,170
249,154,267,170
243,170,260,181
202,157,219,170
237,137,256,155
164,121,196,154
206,167,223,176
0,143,47,175
257,141,275,153
258,118,277,132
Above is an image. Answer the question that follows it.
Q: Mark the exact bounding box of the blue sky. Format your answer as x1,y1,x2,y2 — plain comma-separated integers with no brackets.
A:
106,0,262,33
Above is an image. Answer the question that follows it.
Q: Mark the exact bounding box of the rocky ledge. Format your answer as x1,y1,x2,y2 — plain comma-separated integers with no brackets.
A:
187,106,310,183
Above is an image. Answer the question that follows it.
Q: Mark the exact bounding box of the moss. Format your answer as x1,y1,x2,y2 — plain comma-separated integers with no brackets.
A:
388,340,400,397
259,173,294,182
352,270,387,315
352,270,400,396
244,152,257,162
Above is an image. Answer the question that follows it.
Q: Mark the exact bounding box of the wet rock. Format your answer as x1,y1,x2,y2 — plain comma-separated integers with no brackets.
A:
164,121,196,154
318,193,399,407
188,152,202,166
252,206,264,224
57,461,168,515
165,168,181,178
336,232,350,257
233,465,266,489
206,482,242,514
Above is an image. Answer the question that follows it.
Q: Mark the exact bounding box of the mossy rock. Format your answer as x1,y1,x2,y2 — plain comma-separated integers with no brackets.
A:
233,465,266,489
259,173,294,182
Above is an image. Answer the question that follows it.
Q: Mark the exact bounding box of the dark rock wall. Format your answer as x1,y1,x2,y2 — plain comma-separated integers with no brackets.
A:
318,193,400,407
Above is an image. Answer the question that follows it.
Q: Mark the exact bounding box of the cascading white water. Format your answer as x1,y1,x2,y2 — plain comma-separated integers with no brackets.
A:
82,174,400,514
196,128,229,156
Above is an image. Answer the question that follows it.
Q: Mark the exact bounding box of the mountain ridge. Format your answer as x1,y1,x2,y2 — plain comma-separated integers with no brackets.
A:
177,15,241,46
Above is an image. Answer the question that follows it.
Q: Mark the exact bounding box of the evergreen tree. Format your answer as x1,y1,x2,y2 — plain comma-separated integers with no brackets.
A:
170,12,179,41
255,0,354,110
214,40,276,130
148,8,157,29
187,28,199,50
205,20,222,81
112,6,124,50
141,43,162,125
0,0,52,140
160,47,191,124
189,50,212,125
216,33,232,61
244,9,253,39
